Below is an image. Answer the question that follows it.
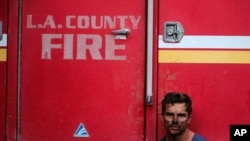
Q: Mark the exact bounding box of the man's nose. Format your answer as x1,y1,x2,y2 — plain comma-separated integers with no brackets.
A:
172,115,178,123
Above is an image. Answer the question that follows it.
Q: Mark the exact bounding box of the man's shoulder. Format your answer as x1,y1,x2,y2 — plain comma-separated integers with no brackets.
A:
159,134,207,141
192,133,207,141
160,137,165,141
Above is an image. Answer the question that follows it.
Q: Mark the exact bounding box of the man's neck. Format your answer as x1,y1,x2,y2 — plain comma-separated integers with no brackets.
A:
166,129,194,141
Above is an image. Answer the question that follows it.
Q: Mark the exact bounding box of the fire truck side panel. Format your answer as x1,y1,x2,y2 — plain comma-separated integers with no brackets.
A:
4,0,250,140
157,0,250,141
18,0,146,140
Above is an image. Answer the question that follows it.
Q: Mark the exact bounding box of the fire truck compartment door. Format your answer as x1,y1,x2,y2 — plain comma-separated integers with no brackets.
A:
157,0,250,141
19,0,146,141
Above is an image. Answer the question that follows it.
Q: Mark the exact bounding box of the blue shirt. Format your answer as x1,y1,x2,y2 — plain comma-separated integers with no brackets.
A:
160,133,207,141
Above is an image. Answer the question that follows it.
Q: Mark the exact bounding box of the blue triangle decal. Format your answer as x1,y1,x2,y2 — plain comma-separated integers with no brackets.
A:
74,123,90,137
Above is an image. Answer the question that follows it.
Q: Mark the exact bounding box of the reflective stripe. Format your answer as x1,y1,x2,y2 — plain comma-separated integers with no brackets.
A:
0,34,7,47
159,35,250,49
0,48,6,61
158,50,250,64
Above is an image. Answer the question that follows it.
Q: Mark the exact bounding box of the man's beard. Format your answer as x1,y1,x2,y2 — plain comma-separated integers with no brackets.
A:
167,124,184,136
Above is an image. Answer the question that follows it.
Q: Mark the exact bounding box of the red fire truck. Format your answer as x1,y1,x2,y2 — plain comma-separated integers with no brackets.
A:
1,0,250,140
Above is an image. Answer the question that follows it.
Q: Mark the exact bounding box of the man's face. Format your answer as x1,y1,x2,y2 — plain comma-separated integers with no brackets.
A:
163,103,191,136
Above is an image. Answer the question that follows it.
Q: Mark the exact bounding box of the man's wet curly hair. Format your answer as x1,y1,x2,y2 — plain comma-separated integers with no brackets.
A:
162,92,192,116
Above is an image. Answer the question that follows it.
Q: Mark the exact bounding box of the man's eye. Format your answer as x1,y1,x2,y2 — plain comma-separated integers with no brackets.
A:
178,114,187,117
164,113,173,116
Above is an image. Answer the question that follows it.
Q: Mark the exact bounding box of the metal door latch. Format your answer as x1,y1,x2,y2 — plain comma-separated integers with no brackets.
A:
111,28,130,35
0,21,3,41
163,22,184,43
111,28,130,40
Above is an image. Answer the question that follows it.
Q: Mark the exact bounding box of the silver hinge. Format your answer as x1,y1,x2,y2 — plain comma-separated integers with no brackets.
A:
163,22,184,43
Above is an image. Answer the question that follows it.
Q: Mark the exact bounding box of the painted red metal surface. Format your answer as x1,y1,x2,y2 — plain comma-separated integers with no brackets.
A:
6,0,19,140
0,64,6,141
158,0,250,36
0,0,8,140
17,0,146,140
157,0,250,141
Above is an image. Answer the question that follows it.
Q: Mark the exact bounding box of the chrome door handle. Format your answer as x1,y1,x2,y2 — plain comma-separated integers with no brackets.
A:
111,28,130,35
